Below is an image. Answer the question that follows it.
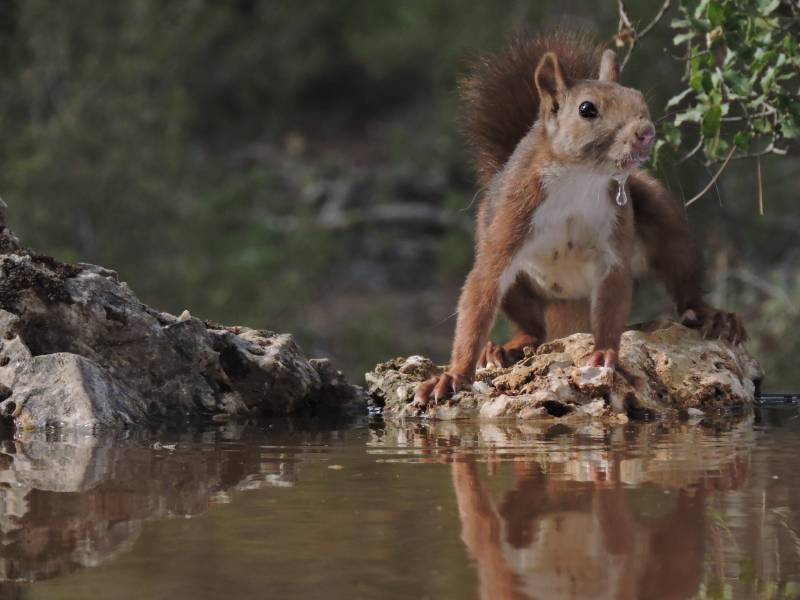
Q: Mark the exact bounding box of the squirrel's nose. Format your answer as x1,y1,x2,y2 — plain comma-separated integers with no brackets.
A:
634,122,655,151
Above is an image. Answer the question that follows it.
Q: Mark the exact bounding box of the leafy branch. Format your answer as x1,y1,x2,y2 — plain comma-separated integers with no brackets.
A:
616,0,800,206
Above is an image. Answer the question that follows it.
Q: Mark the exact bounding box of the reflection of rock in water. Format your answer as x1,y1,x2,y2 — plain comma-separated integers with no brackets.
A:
371,420,754,600
0,423,309,583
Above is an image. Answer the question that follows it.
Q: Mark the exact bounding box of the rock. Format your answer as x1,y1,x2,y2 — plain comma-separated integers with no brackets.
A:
0,214,366,430
366,321,763,421
1,353,149,429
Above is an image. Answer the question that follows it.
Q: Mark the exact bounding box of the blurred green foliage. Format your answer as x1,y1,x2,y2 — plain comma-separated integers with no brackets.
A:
0,0,797,386
659,0,799,163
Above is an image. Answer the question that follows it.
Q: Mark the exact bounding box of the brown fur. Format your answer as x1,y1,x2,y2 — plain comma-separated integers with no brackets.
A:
460,30,604,187
591,183,635,354
415,31,746,404
451,157,548,372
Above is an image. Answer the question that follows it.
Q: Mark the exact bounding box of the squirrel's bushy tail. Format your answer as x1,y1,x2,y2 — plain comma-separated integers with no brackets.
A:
460,30,605,185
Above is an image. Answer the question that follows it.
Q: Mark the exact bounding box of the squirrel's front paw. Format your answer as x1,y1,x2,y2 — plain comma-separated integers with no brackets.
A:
588,349,618,369
414,372,468,405
680,307,747,344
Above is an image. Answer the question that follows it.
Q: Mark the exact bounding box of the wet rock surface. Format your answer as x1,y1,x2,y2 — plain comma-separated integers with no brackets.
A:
366,321,763,421
0,200,366,430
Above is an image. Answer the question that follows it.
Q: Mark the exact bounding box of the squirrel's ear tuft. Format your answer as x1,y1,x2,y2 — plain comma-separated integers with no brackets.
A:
598,50,619,82
534,52,567,114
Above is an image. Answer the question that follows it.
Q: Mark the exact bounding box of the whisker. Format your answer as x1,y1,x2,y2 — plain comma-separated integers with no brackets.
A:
436,311,459,326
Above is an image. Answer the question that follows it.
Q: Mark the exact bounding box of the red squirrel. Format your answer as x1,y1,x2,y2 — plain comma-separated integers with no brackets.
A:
416,31,746,404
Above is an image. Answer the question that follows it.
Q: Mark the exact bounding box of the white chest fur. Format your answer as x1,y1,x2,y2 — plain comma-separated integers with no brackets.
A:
499,169,623,300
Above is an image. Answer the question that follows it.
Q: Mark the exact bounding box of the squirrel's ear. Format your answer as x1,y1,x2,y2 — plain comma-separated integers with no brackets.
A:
534,52,567,114
598,50,619,82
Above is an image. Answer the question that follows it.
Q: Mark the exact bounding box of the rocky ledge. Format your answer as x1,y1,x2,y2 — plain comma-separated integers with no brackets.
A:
366,321,763,421
0,200,366,430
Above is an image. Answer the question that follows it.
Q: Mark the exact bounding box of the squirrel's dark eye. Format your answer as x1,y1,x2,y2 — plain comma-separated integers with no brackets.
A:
579,101,599,119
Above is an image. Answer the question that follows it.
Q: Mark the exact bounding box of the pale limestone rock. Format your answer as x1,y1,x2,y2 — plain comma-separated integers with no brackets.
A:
366,321,763,421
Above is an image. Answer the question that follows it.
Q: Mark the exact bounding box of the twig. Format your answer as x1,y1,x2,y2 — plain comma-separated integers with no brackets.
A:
676,136,704,165
616,0,672,72
756,156,764,215
685,145,736,207
616,0,636,71
720,108,776,122
712,143,782,163
639,0,673,38
617,0,633,29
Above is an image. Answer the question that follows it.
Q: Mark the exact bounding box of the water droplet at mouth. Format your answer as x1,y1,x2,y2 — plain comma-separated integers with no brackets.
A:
612,173,629,207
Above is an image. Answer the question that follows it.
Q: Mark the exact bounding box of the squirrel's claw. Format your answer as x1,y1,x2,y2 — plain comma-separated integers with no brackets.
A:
681,307,747,345
414,372,466,406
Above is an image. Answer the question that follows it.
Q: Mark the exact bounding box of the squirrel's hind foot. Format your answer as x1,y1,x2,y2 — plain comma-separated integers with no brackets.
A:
477,333,540,369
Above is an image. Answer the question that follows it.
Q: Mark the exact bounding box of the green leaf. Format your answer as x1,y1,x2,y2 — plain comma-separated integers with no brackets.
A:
760,66,777,92
707,2,724,27
747,94,767,111
691,69,704,92
675,106,705,125
752,49,777,73
652,140,666,167
673,31,695,46
781,115,800,139
686,6,712,34
662,122,683,146
702,104,722,137
733,130,752,150
691,69,713,93
704,134,728,159
666,88,693,108
723,70,750,97
783,35,797,58
694,0,711,20
752,117,772,134
723,47,736,67
758,0,780,14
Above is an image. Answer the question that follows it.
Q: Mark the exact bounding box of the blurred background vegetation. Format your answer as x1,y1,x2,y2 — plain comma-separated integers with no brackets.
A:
0,0,797,388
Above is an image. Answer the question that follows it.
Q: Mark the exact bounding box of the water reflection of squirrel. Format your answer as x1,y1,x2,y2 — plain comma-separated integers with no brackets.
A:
416,31,746,404
449,439,748,600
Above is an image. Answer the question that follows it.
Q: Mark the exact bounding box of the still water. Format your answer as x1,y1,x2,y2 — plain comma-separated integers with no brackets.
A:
1,408,799,600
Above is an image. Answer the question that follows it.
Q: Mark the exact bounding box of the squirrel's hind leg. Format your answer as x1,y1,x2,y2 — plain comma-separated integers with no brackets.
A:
629,173,747,344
